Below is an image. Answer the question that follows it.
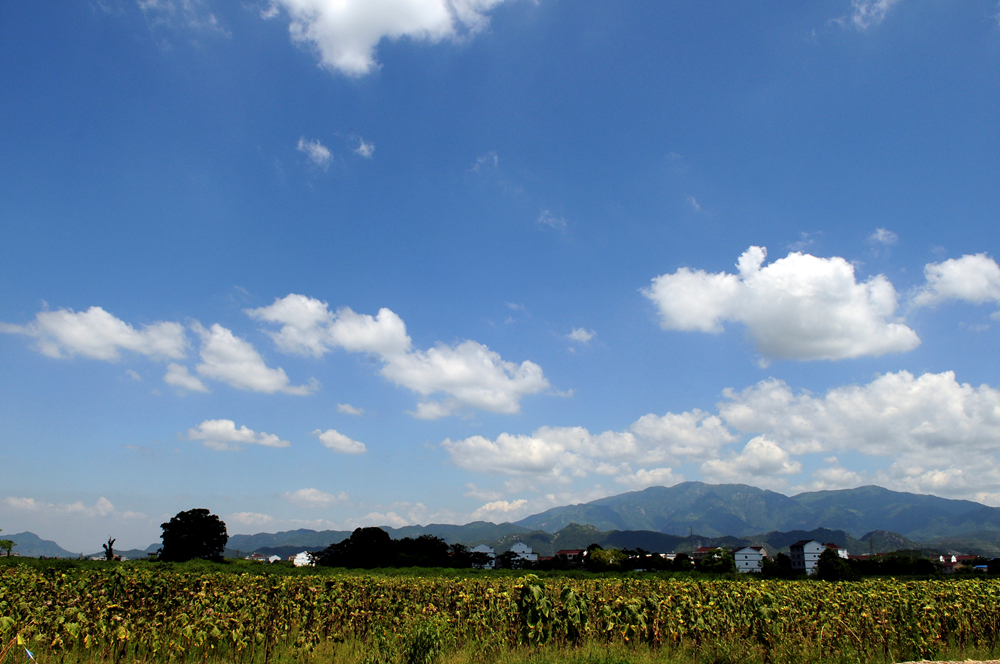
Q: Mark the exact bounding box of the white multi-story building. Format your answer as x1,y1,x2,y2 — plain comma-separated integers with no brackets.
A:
789,540,848,574
470,544,496,568
510,542,538,563
291,551,314,567
734,546,767,573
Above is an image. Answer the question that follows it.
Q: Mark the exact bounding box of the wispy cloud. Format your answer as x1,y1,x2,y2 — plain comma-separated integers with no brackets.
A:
187,419,291,451
314,428,367,454
867,228,898,256
337,403,364,416
297,137,332,168
537,210,566,231
848,0,902,30
471,151,498,172
262,0,514,77
354,137,375,159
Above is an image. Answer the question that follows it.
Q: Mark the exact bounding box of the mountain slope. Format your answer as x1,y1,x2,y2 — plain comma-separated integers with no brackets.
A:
516,483,814,536
9,532,80,558
514,482,1000,540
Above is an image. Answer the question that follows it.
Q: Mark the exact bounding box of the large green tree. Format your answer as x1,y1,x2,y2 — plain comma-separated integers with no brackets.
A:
0,529,13,557
158,509,228,562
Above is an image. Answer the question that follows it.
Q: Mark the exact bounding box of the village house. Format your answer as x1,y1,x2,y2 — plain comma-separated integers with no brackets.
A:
734,546,767,573
691,546,725,562
470,544,496,568
289,551,314,567
789,540,848,574
509,542,538,563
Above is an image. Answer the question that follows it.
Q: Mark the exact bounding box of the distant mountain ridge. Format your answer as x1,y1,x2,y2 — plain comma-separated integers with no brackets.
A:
514,482,1000,540
12,483,1000,559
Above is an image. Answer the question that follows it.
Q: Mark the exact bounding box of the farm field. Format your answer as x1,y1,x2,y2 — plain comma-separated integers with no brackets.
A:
3,563,1000,664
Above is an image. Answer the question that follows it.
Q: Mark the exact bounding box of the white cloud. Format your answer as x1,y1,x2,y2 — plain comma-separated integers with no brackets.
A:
567,328,594,344
686,195,701,212
868,227,898,248
643,246,920,361
193,322,314,394
382,340,548,416
164,363,209,392
850,0,902,29
126,369,142,381
329,307,412,355
463,483,503,501
249,294,549,417
442,409,732,485
4,496,138,519
719,370,1000,501
867,228,898,257
700,436,802,488
187,419,291,451
281,488,350,507
229,512,274,527
472,151,498,171
337,403,364,415
264,0,513,77
0,306,187,361
470,498,528,521
297,137,332,167
354,137,375,158
912,254,1000,308
614,467,684,490
443,369,1000,504
792,457,867,493
137,0,229,35
314,428,367,454
537,210,566,231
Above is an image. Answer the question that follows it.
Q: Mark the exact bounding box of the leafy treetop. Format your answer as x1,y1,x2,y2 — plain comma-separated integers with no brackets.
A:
159,509,228,562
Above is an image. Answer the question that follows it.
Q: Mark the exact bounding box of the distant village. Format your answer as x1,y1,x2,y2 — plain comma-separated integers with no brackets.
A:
234,537,996,577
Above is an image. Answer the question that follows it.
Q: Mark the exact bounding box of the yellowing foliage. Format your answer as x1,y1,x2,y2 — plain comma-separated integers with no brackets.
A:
2,567,1000,663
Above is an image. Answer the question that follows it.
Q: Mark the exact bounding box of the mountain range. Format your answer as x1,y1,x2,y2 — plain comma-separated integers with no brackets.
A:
8,483,1000,559
516,482,1000,539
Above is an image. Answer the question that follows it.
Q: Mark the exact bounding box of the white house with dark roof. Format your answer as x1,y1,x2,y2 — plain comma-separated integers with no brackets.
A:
734,546,767,573
789,540,848,574
510,542,538,563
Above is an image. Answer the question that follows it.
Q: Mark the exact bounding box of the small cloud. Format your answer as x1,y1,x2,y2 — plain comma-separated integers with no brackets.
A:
471,151,498,172
229,512,274,527
164,363,209,393
354,137,375,159
337,403,364,416
566,328,595,344
867,228,899,256
505,302,525,311
137,0,230,36
686,195,701,212
297,137,332,168
787,232,818,252
126,369,142,381
313,428,367,454
281,488,349,507
537,210,566,231
470,499,529,521
410,400,457,420
847,0,902,30
187,419,291,451
463,483,503,501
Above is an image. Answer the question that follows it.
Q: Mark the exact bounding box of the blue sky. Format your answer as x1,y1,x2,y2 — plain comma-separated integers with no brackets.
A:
3,0,1000,552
